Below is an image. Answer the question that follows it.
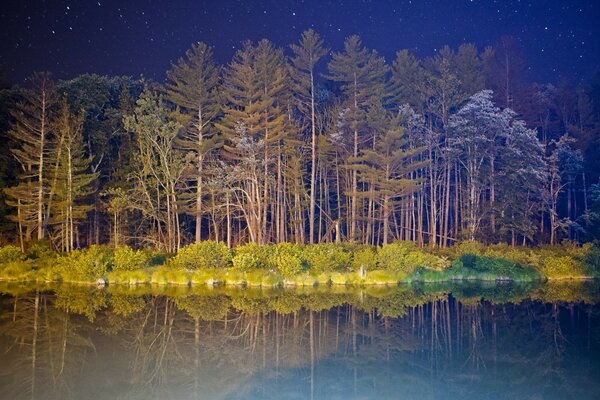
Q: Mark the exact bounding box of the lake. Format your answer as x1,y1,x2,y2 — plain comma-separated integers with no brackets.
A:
0,281,599,400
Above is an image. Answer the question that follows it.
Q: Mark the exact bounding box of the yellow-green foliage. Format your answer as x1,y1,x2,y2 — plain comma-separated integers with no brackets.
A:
223,270,246,285
232,243,272,271
377,241,449,277
107,269,150,285
56,246,113,283
151,266,191,285
529,242,592,279
352,246,378,271
0,245,25,265
330,272,351,285
169,241,232,270
268,243,306,278
0,260,35,280
364,270,402,285
25,241,56,260
303,243,353,273
483,243,531,266
112,246,149,272
286,272,318,287
244,270,282,287
445,241,486,258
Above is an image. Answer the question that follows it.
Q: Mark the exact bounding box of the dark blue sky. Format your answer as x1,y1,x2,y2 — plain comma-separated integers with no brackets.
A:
1,0,598,85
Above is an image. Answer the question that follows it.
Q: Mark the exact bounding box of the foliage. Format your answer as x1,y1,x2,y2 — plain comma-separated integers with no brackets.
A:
25,240,56,260
169,241,232,270
268,243,306,278
231,243,272,271
302,243,353,273
377,241,449,277
112,246,150,272
0,245,25,264
56,246,113,282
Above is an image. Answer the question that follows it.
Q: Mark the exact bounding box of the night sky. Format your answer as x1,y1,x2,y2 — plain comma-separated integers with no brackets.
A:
1,0,599,85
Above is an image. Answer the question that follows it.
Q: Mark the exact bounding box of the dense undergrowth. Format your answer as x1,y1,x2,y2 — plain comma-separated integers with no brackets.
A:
0,240,598,286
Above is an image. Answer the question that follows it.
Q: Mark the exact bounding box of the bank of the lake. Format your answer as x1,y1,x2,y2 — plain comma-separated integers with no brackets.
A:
1,240,598,287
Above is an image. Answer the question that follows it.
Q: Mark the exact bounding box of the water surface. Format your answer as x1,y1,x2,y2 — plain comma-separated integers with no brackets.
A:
0,282,599,400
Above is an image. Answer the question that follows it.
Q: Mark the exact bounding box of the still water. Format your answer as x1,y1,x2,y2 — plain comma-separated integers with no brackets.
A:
0,282,599,400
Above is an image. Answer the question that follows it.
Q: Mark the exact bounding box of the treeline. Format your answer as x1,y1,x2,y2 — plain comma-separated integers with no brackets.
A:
1,31,599,251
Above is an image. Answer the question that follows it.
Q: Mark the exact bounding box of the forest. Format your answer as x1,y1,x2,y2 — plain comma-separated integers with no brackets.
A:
1,30,600,253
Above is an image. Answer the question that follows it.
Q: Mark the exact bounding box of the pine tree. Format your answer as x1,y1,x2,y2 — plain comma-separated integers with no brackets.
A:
5,72,56,242
290,29,328,244
216,40,291,243
326,35,388,241
166,42,222,243
50,101,97,251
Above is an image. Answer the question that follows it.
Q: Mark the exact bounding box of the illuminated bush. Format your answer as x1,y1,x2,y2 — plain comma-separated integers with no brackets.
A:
56,246,113,282
377,241,448,277
303,243,353,273
112,246,149,271
0,245,25,265
169,241,232,270
231,243,272,271
268,243,306,278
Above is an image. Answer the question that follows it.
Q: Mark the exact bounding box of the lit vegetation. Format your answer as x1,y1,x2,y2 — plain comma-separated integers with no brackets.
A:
0,241,597,286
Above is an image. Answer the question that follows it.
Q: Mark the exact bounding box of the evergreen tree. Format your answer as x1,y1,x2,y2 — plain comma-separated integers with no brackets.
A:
290,29,328,244
50,101,97,251
5,72,56,243
325,35,388,241
166,42,222,243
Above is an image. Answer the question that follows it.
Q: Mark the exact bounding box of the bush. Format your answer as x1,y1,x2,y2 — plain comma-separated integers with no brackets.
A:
170,241,232,270
303,243,353,273
0,245,25,265
268,243,306,278
25,240,56,260
529,242,591,279
352,246,378,272
377,242,448,278
56,246,113,283
112,246,149,272
232,243,272,271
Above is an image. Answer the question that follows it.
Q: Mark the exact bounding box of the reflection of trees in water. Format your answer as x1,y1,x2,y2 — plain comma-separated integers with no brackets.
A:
0,291,97,400
0,284,598,399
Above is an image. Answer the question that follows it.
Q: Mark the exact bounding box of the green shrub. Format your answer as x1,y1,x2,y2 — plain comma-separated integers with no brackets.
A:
377,241,448,278
56,246,113,283
0,260,34,280
170,241,232,270
352,246,378,272
268,243,306,278
0,245,25,265
446,240,486,258
112,246,149,272
303,243,353,273
25,241,56,260
232,243,272,271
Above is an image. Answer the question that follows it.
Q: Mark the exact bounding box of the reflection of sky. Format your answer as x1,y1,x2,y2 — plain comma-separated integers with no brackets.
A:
0,285,599,400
